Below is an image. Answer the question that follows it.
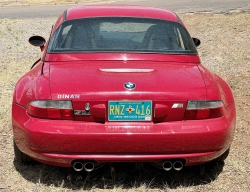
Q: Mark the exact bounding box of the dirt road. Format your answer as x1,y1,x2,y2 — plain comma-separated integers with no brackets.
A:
0,0,250,18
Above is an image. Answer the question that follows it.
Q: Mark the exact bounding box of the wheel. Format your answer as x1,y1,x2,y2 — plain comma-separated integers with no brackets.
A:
216,148,230,162
13,139,35,163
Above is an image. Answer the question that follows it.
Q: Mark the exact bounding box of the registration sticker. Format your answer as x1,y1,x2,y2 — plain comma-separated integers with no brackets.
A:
108,101,152,121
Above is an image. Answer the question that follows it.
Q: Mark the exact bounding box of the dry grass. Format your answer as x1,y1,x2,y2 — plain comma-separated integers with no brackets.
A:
0,12,250,191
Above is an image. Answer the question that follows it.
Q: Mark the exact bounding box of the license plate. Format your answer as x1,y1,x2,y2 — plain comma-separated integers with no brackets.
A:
108,101,152,121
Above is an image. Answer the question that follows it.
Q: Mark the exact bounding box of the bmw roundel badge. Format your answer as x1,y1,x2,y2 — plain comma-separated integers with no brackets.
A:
124,82,136,90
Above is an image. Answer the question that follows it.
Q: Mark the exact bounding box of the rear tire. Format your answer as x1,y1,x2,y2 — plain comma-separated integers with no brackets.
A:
13,139,35,163
216,148,230,162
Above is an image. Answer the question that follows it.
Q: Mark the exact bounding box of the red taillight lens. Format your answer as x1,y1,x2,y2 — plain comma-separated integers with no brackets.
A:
27,100,74,120
27,104,48,119
209,106,225,118
184,100,225,120
61,109,74,120
47,108,61,119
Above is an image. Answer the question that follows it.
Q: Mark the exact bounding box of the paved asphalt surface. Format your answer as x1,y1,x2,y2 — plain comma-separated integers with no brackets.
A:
0,0,250,19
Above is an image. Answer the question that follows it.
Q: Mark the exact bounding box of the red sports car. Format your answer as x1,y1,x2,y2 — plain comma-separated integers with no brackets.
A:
12,5,236,172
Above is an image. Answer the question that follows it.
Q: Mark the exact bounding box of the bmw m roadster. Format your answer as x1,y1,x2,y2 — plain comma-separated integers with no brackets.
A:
12,5,236,172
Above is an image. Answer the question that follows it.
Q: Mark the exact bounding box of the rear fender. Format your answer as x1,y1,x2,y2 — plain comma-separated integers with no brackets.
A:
13,61,51,107
198,64,234,107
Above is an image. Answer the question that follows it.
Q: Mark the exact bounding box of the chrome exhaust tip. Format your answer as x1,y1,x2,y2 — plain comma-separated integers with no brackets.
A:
173,161,183,171
162,160,172,171
84,162,95,172
72,161,84,172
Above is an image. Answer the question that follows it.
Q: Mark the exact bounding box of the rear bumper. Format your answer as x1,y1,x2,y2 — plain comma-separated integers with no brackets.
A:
12,102,236,167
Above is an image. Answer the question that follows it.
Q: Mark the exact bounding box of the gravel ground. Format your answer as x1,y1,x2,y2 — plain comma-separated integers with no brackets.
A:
0,12,250,191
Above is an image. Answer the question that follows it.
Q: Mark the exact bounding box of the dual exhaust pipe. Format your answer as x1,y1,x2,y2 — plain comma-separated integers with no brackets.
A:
72,159,184,172
162,160,184,171
72,161,95,172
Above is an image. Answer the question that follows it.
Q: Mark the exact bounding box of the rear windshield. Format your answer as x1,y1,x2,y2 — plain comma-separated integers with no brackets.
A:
47,17,197,54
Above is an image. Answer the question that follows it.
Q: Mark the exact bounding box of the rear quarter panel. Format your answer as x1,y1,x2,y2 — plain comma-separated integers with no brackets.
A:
198,64,234,107
13,61,51,107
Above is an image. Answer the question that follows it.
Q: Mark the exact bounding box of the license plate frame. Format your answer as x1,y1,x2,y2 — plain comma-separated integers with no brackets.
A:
108,100,152,121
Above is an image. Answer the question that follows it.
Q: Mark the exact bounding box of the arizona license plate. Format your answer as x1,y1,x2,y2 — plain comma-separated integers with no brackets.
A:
108,101,152,121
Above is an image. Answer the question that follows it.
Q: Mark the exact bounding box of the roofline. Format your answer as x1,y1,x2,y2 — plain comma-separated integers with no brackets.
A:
62,8,181,24
65,5,180,22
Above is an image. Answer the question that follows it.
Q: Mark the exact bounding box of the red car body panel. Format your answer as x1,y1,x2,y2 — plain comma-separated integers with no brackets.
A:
49,61,206,100
12,102,235,167
66,5,179,22
49,60,206,122
13,61,51,107
198,64,234,107
12,5,236,168
44,53,201,62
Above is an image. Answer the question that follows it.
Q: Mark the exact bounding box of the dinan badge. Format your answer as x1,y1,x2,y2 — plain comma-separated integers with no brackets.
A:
124,82,136,90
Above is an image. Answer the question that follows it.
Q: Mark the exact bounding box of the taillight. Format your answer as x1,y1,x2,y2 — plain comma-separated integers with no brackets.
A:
27,100,74,120
184,100,225,120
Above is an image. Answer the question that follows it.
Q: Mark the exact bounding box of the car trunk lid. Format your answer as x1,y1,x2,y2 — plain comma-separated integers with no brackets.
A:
49,60,206,122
